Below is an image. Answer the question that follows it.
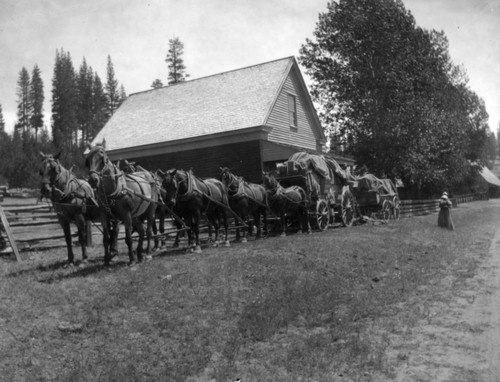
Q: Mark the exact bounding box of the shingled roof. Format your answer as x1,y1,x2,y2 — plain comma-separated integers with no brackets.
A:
93,57,303,152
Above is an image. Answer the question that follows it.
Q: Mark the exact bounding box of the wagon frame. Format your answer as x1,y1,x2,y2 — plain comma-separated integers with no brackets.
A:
274,158,356,231
349,177,400,223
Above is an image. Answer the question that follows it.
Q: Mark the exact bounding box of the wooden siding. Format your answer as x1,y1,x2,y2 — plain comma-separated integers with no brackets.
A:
265,69,319,151
128,140,264,184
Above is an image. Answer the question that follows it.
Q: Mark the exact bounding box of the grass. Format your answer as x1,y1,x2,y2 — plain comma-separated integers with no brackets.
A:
0,200,496,381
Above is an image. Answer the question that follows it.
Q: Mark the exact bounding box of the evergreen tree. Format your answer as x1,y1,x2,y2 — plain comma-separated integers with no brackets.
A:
165,37,189,84
30,64,44,139
119,84,127,105
0,104,11,184
77,58,94,146
52,49,78,153
16,67,31,134
90,73,108,141
151,79,164,89
105,55,121,117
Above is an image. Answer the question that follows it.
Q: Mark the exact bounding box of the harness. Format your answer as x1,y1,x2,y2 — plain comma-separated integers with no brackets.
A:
224,172,268,208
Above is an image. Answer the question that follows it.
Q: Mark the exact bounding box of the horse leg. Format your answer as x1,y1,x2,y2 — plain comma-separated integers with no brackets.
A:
221,209,230,247
101,215,113,266
123,214,136,266
253,211,261,239
58,217,74,265
263,208,268,237
145,207,156,260
109,220,119,258
193,211,202,253
304,205,312,234
133,218,146,263
159,207,166,248
74,214,88,264
280,212,287,237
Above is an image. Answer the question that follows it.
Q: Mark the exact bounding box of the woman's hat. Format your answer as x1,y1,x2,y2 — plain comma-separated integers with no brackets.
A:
441,192,448,199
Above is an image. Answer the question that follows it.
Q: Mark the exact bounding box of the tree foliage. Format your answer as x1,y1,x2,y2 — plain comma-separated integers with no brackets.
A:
30,64,44,138
299,0,490,196
165,37,189,84
151,79,164,89
16,67,31,134
1,50,127,188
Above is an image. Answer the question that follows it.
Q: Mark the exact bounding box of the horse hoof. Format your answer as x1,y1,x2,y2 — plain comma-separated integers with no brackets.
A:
241,238,247,243
63,262,75,269
224,241,231,247
194,246,202,254
146,255,153,262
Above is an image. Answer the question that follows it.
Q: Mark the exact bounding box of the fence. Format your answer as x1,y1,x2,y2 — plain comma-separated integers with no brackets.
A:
400,192,489,218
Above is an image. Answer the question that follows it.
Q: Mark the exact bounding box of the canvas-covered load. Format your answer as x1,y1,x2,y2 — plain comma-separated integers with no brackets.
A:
278,152,347,182
356,174,397,195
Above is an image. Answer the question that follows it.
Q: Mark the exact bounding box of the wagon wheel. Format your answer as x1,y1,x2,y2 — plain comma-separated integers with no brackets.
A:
391,195,401,221
315,199,329,231
341,188,355,227
381,199,391,223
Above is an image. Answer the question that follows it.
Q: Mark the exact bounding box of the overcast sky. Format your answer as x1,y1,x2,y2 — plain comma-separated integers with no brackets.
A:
0,0,498,135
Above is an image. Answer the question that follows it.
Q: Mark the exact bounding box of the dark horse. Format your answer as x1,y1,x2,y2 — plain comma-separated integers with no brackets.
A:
158,168,230,253
262,171,311,236
39,152,102,265
120,160,167,251
85,142,160,266
219,167,268,242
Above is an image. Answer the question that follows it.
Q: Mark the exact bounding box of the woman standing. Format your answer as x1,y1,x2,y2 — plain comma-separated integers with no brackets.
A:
438,192,454,230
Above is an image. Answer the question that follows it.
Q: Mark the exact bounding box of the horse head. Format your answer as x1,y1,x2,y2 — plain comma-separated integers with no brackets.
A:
39,151,62,198
219,167,237,190
262,171,279,192
85,142,109,189
158,169,179,207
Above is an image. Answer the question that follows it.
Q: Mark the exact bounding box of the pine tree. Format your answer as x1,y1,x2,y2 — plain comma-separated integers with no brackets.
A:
16,67,31,134
165,37,189,84
151,79,164,89
52,49,78,152
77,58,94,146
30,64,44,139
90,73,108,141
105,55,121,117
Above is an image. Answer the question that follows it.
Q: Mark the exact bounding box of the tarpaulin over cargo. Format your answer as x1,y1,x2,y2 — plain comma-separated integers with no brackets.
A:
287,152,347,181
356,174,397,195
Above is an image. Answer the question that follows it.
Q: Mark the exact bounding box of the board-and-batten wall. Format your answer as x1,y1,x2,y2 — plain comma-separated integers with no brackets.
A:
265,69,319,152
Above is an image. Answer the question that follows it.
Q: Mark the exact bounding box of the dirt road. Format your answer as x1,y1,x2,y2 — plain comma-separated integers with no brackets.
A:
392,200,500,381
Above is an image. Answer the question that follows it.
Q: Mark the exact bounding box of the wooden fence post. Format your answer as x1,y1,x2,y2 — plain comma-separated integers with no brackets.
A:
0,205,22,262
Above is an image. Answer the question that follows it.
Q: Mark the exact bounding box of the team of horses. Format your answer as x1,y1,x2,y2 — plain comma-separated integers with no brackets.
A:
39,141,314,267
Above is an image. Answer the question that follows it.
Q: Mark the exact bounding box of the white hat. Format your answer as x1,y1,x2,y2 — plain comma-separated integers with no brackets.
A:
441,192,448,199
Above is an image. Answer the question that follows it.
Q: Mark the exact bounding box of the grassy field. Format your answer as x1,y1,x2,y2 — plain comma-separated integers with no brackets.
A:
0,200,496,381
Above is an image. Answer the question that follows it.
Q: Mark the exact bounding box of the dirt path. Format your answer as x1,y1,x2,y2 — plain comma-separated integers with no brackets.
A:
392,201,500,381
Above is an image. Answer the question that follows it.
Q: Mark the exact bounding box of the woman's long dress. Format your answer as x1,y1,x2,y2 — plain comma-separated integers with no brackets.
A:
437,198,454,230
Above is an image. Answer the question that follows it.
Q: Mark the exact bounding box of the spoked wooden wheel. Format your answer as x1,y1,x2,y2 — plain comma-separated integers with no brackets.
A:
391,195,401,221
381,199,391,223
341,188,355,227
315,199,329,231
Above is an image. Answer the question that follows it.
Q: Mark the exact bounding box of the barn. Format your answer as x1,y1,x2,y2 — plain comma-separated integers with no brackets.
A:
90,56,327,183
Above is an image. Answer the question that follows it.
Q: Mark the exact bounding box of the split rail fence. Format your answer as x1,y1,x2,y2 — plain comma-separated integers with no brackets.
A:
0,192,490,261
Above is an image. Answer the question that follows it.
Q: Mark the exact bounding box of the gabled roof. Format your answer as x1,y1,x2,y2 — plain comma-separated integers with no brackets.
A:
92,56,322,152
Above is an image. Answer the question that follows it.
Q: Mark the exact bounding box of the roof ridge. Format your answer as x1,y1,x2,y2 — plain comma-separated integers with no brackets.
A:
129,56,295,98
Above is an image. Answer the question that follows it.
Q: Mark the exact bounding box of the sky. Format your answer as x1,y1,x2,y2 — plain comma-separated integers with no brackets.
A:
0,0,499,135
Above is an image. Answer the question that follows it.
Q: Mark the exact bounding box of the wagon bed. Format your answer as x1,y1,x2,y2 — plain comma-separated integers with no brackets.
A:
274,152,356,230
